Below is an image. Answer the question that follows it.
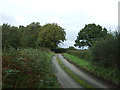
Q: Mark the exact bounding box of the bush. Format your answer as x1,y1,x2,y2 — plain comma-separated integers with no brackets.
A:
90,32,119,68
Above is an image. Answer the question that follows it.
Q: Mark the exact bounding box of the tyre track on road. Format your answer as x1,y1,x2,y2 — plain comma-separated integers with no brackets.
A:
51,55,83,88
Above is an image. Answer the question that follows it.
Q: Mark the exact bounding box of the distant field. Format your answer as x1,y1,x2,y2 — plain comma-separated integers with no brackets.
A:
2,48,60,88
63,53,119,85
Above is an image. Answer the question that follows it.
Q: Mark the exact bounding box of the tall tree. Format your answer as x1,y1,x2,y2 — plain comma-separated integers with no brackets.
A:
20,22,41,48
2,24,21,49
37,23,66,49
74,23,108,48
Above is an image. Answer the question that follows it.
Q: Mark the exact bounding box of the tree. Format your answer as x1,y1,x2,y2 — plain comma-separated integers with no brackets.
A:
74,23,108,48
20,22,41,48
37,23,66,49
2,23,11,49
2,24,21,50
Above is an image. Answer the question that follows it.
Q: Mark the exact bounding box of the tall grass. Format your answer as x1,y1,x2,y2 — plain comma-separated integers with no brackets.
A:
2,48,60,88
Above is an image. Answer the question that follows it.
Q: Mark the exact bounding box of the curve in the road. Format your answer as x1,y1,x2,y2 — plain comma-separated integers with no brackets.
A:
51,55,83,88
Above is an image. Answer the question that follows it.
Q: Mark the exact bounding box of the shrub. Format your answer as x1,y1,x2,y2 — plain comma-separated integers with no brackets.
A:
90,32,119,68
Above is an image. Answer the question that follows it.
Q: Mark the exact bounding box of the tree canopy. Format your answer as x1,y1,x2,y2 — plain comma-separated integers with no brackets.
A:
20,22,41,48
2,22,66,50
2,24,21,49
37,23,66,49
74,23,108,48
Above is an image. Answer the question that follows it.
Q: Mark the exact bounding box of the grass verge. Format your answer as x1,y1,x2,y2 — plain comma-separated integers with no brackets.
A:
56,56,93,88
63,53,119,86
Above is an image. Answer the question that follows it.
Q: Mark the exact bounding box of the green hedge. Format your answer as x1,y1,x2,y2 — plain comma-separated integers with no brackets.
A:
67,49,91,60
52,47,67,53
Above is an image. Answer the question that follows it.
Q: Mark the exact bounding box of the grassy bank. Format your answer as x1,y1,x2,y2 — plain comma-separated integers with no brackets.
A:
63,53,119,85
56,56,93,88
2,48,60,88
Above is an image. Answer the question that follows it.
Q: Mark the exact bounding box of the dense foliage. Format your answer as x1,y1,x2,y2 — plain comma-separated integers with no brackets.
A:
37,23,66,49
2,24,21,49
74,23,108,48
2,22,65,88
90,32,119,68
20,22,41,48
2,22,66,50
73,24,119,82
2,48,60,88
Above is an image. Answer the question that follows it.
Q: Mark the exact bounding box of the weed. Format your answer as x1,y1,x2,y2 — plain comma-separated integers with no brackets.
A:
2,48,60,88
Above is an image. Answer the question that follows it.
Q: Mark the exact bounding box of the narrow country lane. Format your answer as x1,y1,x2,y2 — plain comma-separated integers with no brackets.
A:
57,54,117,88
51,55,83,88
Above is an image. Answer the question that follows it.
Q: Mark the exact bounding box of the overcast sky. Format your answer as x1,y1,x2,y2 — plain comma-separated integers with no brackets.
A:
0,0,119,48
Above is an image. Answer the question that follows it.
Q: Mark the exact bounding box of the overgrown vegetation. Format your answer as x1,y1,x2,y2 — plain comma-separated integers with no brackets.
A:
2,48,60,88
63,53,119,85
90,32,119,68
2,22,65,88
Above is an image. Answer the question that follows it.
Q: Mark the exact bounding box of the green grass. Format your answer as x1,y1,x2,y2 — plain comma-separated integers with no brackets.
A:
63,53,119,85
56,56,93,88
2,48,60,88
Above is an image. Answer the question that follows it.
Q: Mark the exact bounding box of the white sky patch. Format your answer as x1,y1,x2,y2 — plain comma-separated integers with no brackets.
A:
48,17,61,24
15,16,25,24
59,40,75,48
